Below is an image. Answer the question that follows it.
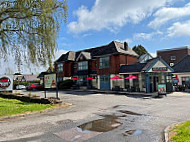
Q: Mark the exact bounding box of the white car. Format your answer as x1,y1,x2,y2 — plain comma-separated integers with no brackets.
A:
16,85,26,90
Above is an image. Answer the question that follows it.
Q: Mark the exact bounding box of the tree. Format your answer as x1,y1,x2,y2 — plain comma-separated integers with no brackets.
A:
132,44,148,56
0,0,68,69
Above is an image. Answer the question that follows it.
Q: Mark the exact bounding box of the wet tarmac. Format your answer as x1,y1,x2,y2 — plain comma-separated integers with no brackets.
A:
78,115,122,133
124,129,143,135
55,114,123,142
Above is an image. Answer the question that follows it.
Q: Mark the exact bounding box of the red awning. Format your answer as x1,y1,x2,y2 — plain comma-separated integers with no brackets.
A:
125,75,139,79
70,77,80,80
111,76,123,80
86,77,94,80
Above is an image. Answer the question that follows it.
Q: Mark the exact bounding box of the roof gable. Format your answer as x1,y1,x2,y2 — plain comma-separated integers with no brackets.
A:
144,58,173,72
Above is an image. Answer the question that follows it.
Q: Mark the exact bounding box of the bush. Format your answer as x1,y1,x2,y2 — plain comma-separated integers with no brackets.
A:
58,80,75,89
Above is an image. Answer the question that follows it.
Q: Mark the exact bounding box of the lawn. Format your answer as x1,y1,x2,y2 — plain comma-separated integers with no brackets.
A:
0,97,52,118
171,121,190,142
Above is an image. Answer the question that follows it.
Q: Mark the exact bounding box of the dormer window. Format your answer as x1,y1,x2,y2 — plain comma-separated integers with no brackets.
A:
171,56,176,61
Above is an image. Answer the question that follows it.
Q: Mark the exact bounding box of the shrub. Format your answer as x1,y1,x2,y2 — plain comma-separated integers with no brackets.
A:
13,81,31,89
58,80,75,89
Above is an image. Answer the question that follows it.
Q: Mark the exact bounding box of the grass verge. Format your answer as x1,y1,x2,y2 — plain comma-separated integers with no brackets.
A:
0,97,52,118
170,121,190,142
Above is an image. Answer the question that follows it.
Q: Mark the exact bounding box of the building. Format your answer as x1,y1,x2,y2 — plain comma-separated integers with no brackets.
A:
138,53,153,63
14,74,39,82
173,55,190,88
157,46,190,67
119,57,173,93
54,41,139,90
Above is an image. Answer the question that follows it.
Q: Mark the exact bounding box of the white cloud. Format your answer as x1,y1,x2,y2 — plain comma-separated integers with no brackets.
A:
133,33,154,40
167,20,190,37
150,52,157,58
149,2,190,29
54,49,67,60
133,31,163,40
68,0,177,33
0,49,67,75
119,38,133,44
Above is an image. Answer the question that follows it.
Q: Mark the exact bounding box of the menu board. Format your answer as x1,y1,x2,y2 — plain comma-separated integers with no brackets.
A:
44,74,56,89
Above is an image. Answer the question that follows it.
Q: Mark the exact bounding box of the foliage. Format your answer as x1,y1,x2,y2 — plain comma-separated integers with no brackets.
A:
171,121,190,142
0,0,68,68
132,45,148,56
0,97,52,117
58,79,75,89
13,81,30,89
13,80,41,89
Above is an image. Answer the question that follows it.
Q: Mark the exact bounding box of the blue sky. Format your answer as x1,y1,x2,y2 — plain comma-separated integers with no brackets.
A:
58,0,190,56
1,0,190,74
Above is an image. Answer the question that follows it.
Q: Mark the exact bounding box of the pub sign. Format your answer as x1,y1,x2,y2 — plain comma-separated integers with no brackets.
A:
0,75,13,91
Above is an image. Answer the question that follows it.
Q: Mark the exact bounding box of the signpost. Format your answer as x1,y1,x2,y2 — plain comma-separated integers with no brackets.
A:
44,73,58,99
0,75,13,92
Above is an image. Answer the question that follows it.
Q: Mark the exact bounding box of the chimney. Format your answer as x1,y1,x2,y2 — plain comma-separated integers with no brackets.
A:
124,42,128,50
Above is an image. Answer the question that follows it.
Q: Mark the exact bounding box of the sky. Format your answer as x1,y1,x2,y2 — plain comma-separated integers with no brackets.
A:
59,0,190,53
1,0,190,74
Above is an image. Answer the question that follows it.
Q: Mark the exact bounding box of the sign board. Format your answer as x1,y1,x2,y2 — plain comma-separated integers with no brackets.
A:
152,67,168,71
0,75,13,91
44,74,56,89
173,79,179,84
158,84,166,95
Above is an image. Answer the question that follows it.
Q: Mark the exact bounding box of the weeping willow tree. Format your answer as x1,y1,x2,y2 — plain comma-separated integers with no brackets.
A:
0,0,68,71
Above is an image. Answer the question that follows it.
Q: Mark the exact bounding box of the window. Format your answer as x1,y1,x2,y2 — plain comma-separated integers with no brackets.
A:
170,63,174,67
57,77,63,82
171,56,176,60
57,63,63,72
99,57,109,69
78,61,88,70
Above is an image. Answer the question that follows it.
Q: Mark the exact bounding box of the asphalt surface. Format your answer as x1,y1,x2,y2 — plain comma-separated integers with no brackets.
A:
0,91,190,142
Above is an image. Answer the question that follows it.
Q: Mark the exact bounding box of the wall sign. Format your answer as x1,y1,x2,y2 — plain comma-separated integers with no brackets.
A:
44,74,56,89
0,75,13,91
152,67,168,71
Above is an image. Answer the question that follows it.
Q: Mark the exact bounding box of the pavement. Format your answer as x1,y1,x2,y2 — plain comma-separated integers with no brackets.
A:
0,91,190,142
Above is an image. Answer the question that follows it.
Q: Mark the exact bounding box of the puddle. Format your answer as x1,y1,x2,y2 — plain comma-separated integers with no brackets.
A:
55,115,123,142
77,115,122,133
118,110,142,116
124,129,142,136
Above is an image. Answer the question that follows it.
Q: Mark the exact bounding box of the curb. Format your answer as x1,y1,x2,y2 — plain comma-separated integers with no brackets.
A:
0,102,72,122
164,121,186,142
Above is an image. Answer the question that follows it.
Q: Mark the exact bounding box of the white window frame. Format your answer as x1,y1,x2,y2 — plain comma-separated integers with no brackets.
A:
99,56,110,69
78,61,88,71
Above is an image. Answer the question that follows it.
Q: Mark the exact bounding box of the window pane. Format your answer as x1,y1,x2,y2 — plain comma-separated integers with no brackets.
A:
99,57,109,69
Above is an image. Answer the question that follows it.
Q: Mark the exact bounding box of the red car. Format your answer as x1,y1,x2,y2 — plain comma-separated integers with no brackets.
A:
26,84,43,91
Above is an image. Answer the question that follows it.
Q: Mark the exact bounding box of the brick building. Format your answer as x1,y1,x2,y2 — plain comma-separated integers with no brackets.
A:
157,46,190,67
54,41,138,90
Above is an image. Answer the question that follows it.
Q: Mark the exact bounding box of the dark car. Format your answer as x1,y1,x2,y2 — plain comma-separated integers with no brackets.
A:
26,83,43,91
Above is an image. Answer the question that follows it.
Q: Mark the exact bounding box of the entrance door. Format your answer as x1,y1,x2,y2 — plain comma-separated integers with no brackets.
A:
153,76,159,92
100,75,110,90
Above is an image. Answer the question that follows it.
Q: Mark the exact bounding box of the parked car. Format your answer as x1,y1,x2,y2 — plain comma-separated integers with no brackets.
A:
26,83,43,91
16,85,26,90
